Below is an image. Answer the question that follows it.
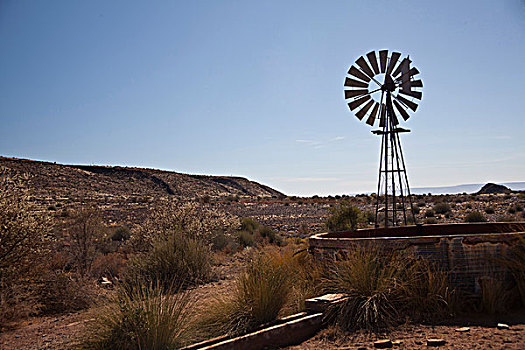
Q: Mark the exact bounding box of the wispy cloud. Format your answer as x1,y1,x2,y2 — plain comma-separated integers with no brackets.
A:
269,176,342,183
295,136,345,149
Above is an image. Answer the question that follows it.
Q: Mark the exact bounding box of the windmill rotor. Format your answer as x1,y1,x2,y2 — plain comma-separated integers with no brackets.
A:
344,50,423,127
343,50,423,227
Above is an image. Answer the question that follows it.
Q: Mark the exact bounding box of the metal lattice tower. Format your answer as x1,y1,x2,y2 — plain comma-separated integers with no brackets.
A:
343,50,422,227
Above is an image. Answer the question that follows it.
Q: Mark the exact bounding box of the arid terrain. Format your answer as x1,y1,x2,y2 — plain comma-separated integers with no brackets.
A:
1,157,525,349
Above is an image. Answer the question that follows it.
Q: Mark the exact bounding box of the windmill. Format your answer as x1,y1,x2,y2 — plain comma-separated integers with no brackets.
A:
344,50,422,227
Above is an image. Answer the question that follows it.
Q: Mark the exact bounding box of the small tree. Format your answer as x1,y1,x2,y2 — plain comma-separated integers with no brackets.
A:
69,206,104,276
325,201,364,232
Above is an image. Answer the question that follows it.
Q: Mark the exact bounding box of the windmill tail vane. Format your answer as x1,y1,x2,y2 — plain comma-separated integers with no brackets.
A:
344,49,423,227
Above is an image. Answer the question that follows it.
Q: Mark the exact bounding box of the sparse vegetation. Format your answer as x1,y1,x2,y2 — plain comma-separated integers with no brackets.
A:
464,211,487,222
198,248,292,337
325,201,364,232
124,231,211,292
433,202,451,215
82,283,193,349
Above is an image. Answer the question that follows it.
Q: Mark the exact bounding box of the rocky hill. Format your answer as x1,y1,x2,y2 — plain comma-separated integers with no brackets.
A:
476,183,512,195
1,156,283,200
0,156,284,225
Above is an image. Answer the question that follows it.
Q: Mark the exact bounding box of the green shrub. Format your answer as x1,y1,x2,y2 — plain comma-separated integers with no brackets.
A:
240,217,259,233
433,203,450,215
238,230,255,247
111,226,131,241
325,201,364,232
464,211,486,223
424,217,438,225
82,283,193,349
124,232,211,292
424,209,435,218
484,207,495,214
508,206,516,214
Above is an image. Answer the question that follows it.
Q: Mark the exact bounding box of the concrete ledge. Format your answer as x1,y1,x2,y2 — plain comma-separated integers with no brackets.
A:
183,312,323,350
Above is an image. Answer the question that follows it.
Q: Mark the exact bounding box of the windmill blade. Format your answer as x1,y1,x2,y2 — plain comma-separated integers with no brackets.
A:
411,79,423,88
344,77,368,88
399,89,422,100
348,95,371,111
356,56,375,78
355,100,374,120
379,50,388,73
392,57,411,78
344,89,368,99
366,51,380,75
396,94,418,112
397,67,420,82
366,102,380,126
393,99,411,121
386,52,401,76
348,66,371,82
379,103,386,127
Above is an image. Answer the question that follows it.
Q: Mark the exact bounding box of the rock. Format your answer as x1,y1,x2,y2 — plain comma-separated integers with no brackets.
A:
497,323,510,330
427,338,446,346
391,340,402,346
455,327,470,332
414,340,423,345
374,339,393,348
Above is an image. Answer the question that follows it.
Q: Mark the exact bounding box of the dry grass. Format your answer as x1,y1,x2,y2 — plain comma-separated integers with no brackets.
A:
322,246,459,331
82,283,194,350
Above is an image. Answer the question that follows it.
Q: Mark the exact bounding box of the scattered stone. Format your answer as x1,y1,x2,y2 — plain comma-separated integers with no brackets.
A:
374,339,393,348
497,323,510,330
391,340,402,346
455,327,470,333
427,338,446,347
414,340,423,345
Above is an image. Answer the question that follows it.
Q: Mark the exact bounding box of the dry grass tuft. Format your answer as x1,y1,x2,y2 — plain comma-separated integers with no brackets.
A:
82,283,193,350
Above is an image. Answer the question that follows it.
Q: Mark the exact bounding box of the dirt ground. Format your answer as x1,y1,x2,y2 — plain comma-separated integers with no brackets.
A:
2,250,525,349
288,322,525,349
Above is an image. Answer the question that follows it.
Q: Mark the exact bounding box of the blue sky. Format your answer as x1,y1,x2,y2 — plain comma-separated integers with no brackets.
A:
1,1,524,196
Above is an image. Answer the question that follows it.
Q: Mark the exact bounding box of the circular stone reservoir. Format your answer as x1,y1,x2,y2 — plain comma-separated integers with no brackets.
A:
308,222,525,292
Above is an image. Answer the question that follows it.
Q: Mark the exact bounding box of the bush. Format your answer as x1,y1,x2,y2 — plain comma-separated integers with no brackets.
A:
82,283,193,349
258,226,282,245
424,217,438,225
0,173,49,322
240,217,259,233
111,226,131,241
124,232,211,292
68,206,105,276
323,246,407,330
325,201,364,232
485,207,495,214
91,252,127,279
508,207,516,214
464,211,487,223
130,202,239,252
323,247,458,331
238,230,255,248
198,248,292,337
433,203,450,215
424,209,435,218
